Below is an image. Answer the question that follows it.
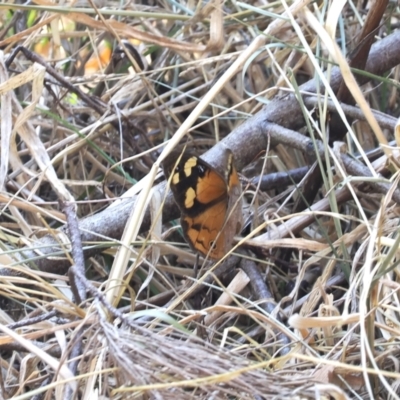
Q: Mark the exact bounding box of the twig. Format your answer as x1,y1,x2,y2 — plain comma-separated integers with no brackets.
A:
61,201,87,304
60,201,87,400
7,310,57,329
240,256,291,355
251,166,309,191
303,97,397,132
5,46,107,115
0,340,61,358
341,153,400,203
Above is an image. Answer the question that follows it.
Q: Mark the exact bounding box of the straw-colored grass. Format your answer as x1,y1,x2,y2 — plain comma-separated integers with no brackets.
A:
0,1,400,399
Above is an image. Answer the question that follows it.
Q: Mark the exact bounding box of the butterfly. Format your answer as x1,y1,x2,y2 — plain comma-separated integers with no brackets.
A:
162,148,243,260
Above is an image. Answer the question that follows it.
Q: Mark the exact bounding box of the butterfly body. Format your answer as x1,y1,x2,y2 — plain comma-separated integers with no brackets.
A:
163,149,242,259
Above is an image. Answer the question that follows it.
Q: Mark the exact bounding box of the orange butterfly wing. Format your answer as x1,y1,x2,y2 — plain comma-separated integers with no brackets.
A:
163,150,242,259
182,201,228,259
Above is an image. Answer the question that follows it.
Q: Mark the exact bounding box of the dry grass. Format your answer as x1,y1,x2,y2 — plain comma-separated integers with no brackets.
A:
1,1,400,399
